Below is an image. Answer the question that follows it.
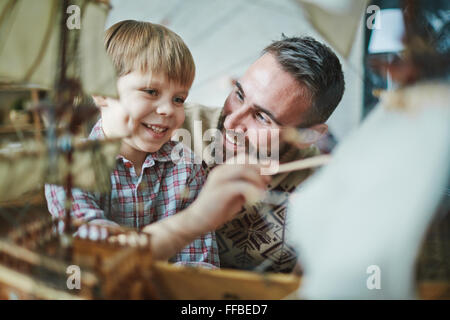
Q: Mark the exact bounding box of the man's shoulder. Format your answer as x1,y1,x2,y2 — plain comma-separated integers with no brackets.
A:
184,102,222,116
183,103,222,131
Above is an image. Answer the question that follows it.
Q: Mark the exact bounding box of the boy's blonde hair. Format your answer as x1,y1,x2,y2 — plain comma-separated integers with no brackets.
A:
105,20,195,86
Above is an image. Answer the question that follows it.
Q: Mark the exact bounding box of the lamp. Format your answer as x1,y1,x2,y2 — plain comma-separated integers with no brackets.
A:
368,9,405,90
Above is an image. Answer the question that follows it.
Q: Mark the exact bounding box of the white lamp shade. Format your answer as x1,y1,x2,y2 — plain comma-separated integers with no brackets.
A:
368,9,405,54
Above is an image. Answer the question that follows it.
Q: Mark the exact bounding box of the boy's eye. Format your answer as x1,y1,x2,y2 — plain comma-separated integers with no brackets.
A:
143,89,158,96
173,97,186,105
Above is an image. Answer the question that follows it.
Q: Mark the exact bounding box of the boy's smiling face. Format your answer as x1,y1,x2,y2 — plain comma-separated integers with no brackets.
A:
101,70,190,155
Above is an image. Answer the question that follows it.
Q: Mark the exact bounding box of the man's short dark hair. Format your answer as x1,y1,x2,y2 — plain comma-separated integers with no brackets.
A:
263,36,345,127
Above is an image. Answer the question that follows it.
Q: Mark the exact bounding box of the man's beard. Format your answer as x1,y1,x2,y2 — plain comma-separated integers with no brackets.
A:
217,108,226,132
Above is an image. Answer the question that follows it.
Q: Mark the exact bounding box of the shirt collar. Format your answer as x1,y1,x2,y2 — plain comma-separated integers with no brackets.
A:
89,119,105,140
147,140,177,162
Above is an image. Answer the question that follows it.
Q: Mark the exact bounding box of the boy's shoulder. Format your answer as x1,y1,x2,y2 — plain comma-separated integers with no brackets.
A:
180,103,222,165
88,119,104,140
164,140,203,167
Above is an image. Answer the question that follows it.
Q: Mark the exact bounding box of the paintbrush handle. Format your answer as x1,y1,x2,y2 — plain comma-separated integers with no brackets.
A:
275,154,332,174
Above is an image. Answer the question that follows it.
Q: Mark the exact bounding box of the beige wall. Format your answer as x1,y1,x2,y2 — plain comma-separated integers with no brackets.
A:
107,0,364,141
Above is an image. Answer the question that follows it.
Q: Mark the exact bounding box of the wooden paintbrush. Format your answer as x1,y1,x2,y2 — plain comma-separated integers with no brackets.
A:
272,154,331,175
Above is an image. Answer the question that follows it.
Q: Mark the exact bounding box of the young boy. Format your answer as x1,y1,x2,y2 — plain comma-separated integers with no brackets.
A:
45,20,218,267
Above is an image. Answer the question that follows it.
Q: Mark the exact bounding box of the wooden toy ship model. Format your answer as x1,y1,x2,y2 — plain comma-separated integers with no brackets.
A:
0,218,158,299
0,0,301,300
0,0,163,300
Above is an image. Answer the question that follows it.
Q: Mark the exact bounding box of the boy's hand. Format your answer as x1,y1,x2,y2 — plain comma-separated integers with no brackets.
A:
94,95,139,139
186,157,272,233
140,155,274,261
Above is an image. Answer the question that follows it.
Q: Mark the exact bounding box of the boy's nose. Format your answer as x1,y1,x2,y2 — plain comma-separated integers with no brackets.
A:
156,101,175,117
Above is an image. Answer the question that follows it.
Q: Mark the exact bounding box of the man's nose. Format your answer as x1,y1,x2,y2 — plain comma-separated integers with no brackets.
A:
224,104,250,131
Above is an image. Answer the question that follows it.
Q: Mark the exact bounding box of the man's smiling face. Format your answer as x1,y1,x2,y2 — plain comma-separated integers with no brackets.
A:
218,53,312,157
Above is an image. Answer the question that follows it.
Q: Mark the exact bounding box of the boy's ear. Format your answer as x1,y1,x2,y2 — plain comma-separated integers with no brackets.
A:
92,95,108,108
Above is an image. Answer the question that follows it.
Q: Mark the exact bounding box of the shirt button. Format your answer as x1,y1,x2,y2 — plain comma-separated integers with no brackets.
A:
124,162,133,169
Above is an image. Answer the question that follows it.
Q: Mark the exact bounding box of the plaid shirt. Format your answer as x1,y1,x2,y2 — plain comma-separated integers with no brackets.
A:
45,120,219,267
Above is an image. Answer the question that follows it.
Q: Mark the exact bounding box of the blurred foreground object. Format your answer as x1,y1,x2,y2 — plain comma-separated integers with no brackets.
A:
288,0,450,299
289,82,449,299
0,138,120,202
0,221,158,299
0,0,121,200
0,0,117,97
152,261,300,300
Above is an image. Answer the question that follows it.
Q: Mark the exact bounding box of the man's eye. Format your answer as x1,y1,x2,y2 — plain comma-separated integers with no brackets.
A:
256,112,271,124
236,90,244,102
144,89,158,96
